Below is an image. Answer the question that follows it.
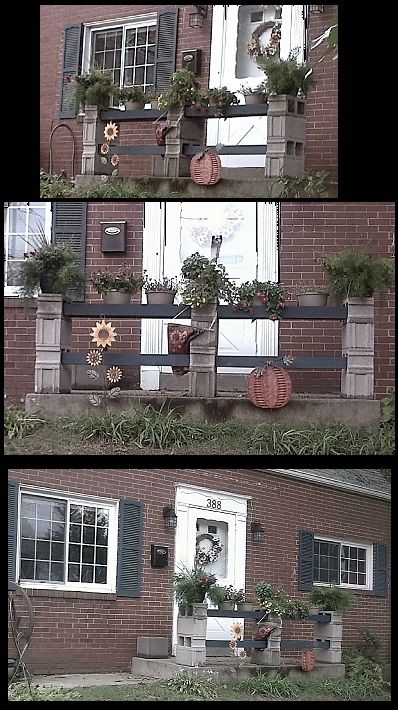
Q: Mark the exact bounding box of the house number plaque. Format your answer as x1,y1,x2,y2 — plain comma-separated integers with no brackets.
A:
207,499,222,509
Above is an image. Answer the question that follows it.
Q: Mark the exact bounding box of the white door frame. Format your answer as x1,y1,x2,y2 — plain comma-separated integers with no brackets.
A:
172,483,250,654
140,202,279,390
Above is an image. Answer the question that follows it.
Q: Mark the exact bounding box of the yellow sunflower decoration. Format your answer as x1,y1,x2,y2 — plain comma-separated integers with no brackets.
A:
87,349,103,366
104,121,118,141
111,154,119,166
90,320,117,348
106,366,123,384
231,622,244,640
100,143,110,154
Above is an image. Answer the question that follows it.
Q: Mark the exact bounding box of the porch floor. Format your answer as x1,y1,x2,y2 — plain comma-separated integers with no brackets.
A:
25,392,381,428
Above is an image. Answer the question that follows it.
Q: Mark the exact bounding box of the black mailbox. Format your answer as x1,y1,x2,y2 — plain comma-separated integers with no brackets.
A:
181,49,201,75
151,544,169,568
100,221,127,252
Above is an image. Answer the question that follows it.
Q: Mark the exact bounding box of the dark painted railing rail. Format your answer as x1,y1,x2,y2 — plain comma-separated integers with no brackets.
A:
61,303,348,371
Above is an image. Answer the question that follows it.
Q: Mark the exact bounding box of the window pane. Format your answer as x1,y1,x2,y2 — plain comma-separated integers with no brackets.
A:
21,499,36,517
82,546,94,564
358,560,365,573
36,501,51,520
96,527,108,546
83,507,96,525
115,49,122,68
69,544,81,563
358,548,366,561
125,48,135,66
97,509,109,527
349,559,357,572
329,556,338,570
50,562,64,582
341,558,348,571
21,518,35,538
116,32,122,49
51,522,65,541
319,542,328,555
137,28,147,45
145,66,154,86
21,539,35,559
82,565,94,583
104,51,114,70
126,29,136,47
329,569,339,583
36,561,50,580
342,545,349,557
36,540,50,560
358,573,366,586
37,520,51,540
124,68,133,85
68,563,80,582
136,46,146,64
319,568,329,582
8,208,27,233
52,504,65,522
329,543,339,556
135,66,144,85
95,566,107,584
105,32,117,50
320,555,328,569
349,547,358,559
51,542,65,562
96,547,107,565
28,209,45,233
83,526,95,544
21,560,34,579
147,46,155,64
348,572,357,585
70,505,82,524
94,33,105,51
69,523,82,543
148,27,156,43
341,571,348,583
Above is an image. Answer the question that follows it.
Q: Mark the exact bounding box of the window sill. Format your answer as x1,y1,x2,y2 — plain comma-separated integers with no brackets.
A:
21,587,117,600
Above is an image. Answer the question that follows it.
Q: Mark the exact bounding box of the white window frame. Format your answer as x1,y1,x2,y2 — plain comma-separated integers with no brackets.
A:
4,202,52,297
313,535,373,591
81,13,157,108
17,485,119,594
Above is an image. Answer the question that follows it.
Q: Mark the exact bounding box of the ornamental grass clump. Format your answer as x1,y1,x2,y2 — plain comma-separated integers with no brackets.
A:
74,68,116,109
257,53,314,96
308,585,353,613
322,249,395,300
180,252,234,307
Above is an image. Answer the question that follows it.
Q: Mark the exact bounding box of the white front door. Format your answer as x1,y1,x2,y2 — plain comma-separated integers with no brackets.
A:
140,202,279,390
173,484,249,653
208,5,306,168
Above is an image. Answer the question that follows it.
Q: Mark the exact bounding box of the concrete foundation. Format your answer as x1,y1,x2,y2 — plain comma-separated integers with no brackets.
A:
130,656,345,681
137,636,169,659
25,392,381,427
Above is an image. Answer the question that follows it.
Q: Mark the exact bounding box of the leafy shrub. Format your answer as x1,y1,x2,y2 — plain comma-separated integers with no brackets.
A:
180,252,234,307
256,54,314,96
273,170,333,198
74,68,115,109
237,672,298,698
15,243,85,298
381,390,395,428
158,69,202,109
167,671,218,699
323,250,395,299
308,586,353,613
4,407,45,440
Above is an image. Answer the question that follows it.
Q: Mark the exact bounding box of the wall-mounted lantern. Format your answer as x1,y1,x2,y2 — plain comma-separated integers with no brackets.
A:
309,5,324,13
189,5,208,28
250,521,265,542
163,505,178,528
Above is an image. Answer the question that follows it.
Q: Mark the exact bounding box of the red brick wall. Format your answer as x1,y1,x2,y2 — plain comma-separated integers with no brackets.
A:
40,5,337,179
40,5,212,177
280,202,395,398
4,300,37,403
8,467,390,674
305,5,338,180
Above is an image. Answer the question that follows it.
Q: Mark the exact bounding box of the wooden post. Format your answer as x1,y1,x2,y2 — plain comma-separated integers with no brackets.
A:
189,301,218,398
35,295,71,394
341,297,374,398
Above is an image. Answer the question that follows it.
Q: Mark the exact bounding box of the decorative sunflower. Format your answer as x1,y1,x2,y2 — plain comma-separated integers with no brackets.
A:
238,650,247,659
111,154,119,166
229,640,237,650
86,350,103,366
231,622,244,640
106,366,123,384
104,121,119,141
100,143,110,154
90,320,117,348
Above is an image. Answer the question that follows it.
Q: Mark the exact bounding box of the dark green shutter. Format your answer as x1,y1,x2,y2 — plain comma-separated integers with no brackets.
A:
298,530,314,591
117,500,144,598
8,482,19,583
60,24,84,118
154,8,179,92
52,202,87,301
374,543,388,597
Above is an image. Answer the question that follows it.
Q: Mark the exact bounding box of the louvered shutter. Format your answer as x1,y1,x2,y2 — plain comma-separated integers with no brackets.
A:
52,202,87,301
8,482,19,583
116,500,144,598
298,530,314,591
60,24,84,118
280,5,306,63
154,8,179,92
374,543,389,597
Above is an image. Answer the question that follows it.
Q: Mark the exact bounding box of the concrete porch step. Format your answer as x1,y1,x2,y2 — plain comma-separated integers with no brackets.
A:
131,656,345,681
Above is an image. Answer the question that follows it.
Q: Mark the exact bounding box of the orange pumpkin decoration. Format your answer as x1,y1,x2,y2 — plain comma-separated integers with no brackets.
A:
190,151,222,185
155,126,168,145
248,365,292,409
301,649,316,672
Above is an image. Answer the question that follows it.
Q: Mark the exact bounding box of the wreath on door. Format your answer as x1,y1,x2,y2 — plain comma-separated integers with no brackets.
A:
195,533,224,565
247,21,282,61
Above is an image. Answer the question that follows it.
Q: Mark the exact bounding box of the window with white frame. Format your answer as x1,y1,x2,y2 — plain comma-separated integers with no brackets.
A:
4,202,52,296
84,15,157,93
18,489,118,593
313,536,373,590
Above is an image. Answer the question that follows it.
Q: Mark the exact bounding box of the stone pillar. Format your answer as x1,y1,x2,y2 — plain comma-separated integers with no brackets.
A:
189,301,218,398
251,616,281,666
160,107,205,178
175,602,207,667
313,611,342,663
35,295,72,394
81,106,112,176
341,297,374,398
265,95,306,177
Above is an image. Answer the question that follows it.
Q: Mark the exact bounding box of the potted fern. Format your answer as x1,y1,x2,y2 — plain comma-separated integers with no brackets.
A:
322,250,395,302
16,244,86,298
74,69,116,110
308,586,353,624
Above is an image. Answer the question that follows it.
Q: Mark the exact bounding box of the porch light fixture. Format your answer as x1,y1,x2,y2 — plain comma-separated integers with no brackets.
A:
309,5,324,12
163,506,178,528
251,522,265,542
189,5,208,28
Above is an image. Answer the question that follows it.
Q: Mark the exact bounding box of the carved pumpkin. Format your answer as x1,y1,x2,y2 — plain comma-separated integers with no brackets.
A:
248,365,292,409
301,649,316,672
190,151,222,185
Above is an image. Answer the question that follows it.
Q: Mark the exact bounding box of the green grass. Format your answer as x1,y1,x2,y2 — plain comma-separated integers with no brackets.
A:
8,675,391,702
40,175,186,199
4,405,395,455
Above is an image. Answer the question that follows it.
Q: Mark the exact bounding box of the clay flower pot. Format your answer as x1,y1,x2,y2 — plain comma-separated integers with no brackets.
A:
219,600,235,611
103,291,131,304
237,601,257,611
297,292,328,307
244,94,265,105
125,100,145,110
146,290,176,305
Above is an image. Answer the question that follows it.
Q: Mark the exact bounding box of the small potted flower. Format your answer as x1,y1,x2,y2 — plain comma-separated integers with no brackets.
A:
180,252,234,308
239,82,268,105
74,68,116,110
295,281,329,307
236,592,259,612
142,272,179,305
229,280,285,321
158,69,202,110
208,584,241,611
91,265,142,304
206,87,239,117
16,243,86,298
113,85,149,110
